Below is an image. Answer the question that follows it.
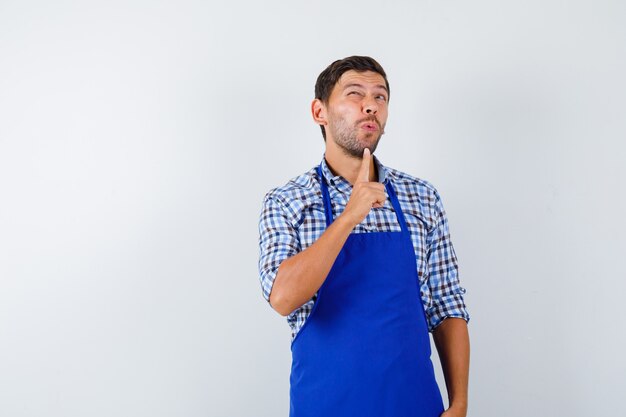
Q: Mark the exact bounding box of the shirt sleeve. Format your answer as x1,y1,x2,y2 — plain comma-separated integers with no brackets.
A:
424,187,470,332
258,192,301,306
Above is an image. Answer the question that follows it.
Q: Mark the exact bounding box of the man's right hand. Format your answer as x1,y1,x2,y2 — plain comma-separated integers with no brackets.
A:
342,148,387,228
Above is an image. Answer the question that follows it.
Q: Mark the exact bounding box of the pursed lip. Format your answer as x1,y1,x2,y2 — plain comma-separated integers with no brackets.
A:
360,121,379,131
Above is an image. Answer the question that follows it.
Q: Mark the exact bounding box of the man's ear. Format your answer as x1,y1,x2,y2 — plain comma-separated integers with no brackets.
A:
311,99,327,127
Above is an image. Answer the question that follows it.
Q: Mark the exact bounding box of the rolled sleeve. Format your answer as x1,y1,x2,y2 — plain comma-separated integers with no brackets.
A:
258,192,300,305
424,187,470,332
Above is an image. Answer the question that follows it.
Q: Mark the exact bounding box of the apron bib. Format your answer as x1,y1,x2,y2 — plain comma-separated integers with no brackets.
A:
289,163,444,417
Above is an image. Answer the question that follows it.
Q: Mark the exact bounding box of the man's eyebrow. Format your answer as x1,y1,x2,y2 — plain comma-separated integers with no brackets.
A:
343,83,389,94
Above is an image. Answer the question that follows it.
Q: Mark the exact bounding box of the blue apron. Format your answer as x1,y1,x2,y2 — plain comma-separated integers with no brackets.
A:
289,162,445,417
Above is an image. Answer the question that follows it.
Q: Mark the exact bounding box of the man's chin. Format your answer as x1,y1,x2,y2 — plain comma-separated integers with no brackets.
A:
333,134,381,158
352,145,379,158
359,138,381,155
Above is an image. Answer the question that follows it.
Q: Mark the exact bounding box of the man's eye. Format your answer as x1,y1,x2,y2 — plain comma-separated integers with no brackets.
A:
376,95,387,101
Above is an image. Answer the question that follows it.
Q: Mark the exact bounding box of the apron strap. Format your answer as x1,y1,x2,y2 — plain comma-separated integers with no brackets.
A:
385,180,410,234
316,164,334,228
316,162,409,234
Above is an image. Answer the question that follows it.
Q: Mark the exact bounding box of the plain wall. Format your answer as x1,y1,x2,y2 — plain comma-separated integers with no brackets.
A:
1,1,624,416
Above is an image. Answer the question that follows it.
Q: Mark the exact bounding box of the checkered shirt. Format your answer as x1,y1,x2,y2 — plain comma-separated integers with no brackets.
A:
258,154,470,342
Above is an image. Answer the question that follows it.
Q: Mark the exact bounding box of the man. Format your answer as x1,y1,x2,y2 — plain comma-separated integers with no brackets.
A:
258,56,470,417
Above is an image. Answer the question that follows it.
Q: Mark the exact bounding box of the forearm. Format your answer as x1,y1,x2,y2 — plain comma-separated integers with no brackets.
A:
432,317,470,412
269,213,355,316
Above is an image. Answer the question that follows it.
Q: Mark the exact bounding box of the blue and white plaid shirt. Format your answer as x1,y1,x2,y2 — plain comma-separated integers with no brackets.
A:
258,154,470,342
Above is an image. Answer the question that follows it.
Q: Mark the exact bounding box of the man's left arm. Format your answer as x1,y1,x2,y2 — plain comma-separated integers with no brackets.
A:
425,186,470,417
433,318,469,416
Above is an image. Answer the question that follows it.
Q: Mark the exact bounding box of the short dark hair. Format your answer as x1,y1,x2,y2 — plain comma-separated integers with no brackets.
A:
314,56,390,141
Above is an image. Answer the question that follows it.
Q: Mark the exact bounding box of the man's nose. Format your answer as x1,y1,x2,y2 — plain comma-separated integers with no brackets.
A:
363,97,378,114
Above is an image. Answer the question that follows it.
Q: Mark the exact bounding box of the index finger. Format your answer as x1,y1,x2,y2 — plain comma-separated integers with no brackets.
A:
357,148,371,183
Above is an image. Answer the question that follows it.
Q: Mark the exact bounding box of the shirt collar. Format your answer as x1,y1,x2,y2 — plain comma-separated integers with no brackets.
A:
319,153,388,187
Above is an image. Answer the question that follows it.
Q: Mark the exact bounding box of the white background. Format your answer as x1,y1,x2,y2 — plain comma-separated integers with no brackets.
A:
1,1,625,416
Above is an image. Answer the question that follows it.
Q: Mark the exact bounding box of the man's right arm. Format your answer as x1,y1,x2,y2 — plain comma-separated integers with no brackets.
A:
258,148,385,316
269,212,355,316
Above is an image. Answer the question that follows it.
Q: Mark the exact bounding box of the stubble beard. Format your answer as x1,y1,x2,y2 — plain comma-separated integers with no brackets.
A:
328,112,384,159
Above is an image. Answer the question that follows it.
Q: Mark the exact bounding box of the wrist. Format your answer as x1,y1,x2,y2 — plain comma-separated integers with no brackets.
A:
336,211,358,230
448,400,468,413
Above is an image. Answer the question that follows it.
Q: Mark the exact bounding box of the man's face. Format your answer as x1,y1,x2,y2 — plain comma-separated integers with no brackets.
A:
325,70,389,158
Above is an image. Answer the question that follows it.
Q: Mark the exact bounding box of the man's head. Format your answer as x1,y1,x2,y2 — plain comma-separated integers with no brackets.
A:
312,56,390,157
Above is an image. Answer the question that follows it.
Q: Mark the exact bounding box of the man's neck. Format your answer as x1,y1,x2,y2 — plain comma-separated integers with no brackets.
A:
324,142,378,185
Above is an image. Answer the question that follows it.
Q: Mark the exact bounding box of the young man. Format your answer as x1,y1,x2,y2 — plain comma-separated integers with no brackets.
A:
258,56,470,417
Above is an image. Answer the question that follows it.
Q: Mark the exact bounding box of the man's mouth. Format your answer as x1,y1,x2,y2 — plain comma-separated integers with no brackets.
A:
360,121,379,131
